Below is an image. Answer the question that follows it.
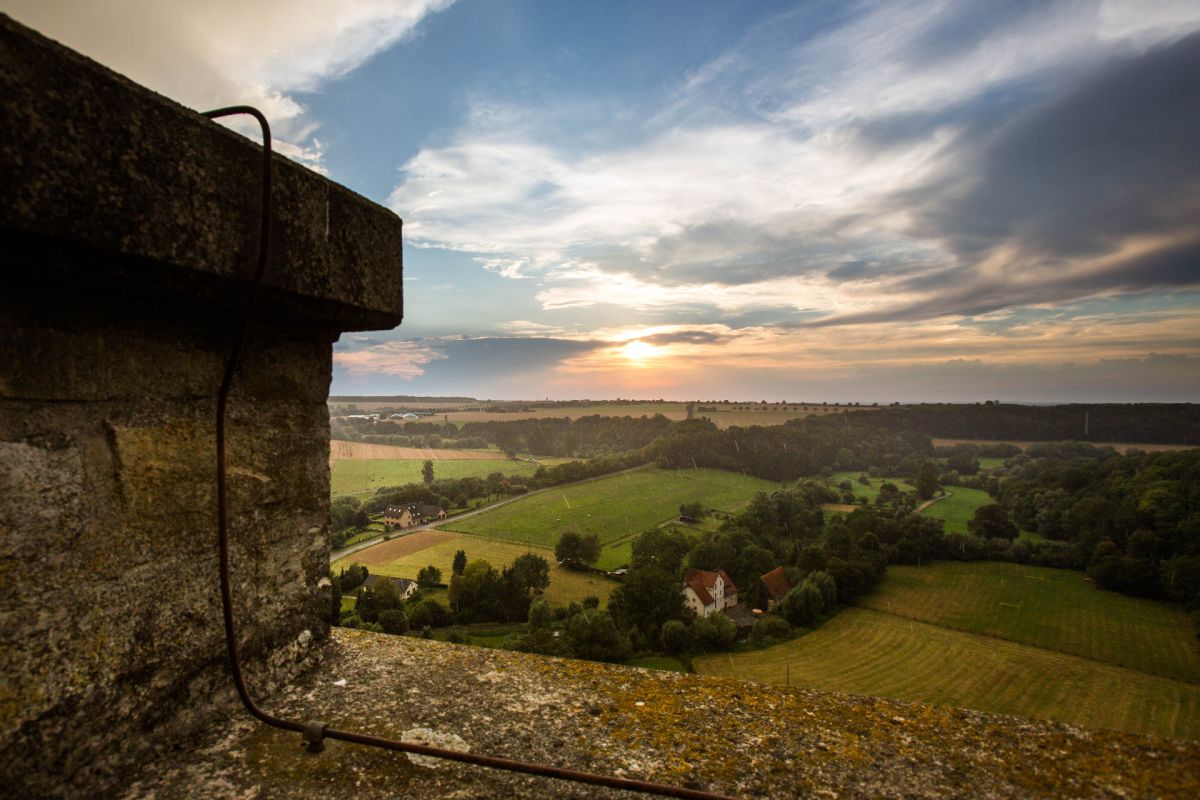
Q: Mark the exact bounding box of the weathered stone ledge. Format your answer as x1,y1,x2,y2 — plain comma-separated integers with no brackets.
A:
121,629,1200,799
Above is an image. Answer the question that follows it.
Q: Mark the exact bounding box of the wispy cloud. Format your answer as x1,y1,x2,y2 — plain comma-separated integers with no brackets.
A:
388,0,1200,327
333,339,447,379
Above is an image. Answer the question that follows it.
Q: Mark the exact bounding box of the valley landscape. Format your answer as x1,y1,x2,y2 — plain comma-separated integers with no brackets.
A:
329,400,1200,741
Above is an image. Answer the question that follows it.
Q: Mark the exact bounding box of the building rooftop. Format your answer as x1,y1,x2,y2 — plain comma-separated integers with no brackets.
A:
122,628,1200,799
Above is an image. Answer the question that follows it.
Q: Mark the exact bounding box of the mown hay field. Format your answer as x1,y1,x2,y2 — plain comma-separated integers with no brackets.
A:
919,487,992,533
694,607,1200,739
442,467,778,568
333,531,616,607
859,562,1200,682
330,456,568,498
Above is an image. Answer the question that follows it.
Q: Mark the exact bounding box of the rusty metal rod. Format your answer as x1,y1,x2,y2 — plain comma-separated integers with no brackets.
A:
204,105,734,800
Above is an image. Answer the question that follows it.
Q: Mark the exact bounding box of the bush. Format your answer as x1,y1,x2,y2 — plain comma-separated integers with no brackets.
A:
527,599,552,631
378,609,409,635
750,615,791,647
417,565,442,588
408,599,452,629
565,611,632,663
781,582,822,627
807,571,838,613
660,619,692,655
693,613,737,651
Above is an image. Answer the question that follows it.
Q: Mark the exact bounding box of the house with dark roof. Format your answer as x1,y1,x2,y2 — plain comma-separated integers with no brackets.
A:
682,568,738,618
362,574,419,601
759,566,792,611
382,503,446,528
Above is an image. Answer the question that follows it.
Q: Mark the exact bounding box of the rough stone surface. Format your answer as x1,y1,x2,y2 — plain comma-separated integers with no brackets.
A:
0,12,403,331
121,629,1200,800
0,13,403,797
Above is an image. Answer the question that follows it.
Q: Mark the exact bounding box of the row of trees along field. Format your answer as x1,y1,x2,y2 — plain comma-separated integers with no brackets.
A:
860,402,1200,444
458,414,674,458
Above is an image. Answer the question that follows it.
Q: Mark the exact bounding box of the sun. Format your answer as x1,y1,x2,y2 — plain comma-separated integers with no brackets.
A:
620,339,659,363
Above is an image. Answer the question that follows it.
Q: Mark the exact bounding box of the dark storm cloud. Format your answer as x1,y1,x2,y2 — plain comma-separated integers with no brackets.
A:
909,31,1200,263
806,32,1200,327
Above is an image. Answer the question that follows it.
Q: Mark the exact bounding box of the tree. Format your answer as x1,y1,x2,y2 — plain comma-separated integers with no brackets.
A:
330,571,342,625
527,598,552,630
916,461,939,500
417,565,442,588
506,553,551,596
608,566,686,638
780,582,822,627
422,459,435,484
565,610,632,663
449,560,503,622
660,619,692,655
452,549,468,576
555,532,601,569
679,501,705,519
630,528,691,574
693,613,737,651
378,608,409,635
968,504,1019,541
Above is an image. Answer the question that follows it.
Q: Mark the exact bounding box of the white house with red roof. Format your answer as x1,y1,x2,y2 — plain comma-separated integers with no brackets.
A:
682,568,739,618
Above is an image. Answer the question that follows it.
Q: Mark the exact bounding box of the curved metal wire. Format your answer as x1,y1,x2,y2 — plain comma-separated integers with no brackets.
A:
203,106,735,800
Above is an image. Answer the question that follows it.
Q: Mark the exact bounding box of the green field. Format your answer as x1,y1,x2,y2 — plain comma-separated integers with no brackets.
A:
695,607,1200,739
443,467,778,570
331,457,564,498
920,486,992,533
335,533,617,607
628,655,689,673
859,562,1200,682
829,472,914,503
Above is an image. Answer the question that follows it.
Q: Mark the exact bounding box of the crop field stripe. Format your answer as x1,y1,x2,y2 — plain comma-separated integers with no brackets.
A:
695,608,1200,740
859,562,1200,683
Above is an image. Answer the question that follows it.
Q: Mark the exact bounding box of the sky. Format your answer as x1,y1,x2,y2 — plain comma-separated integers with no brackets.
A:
9,0,1200,402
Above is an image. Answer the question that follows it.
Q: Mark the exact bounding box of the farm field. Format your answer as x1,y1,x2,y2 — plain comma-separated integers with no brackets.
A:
829,472,915,503
434,403,866,429
330,456,567,497
334,530,616,607
919,487,992,533
859,562,1200,682
330,440,507,460
931,438,1197,454
694,607,1200,739
443,467,778,569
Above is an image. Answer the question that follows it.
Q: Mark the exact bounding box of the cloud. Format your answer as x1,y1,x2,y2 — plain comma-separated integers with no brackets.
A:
387,0,1200,326
333,339,447,379
7,0,454,169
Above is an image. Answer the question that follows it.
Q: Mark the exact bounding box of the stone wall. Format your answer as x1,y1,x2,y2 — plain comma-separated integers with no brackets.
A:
0,14,402,798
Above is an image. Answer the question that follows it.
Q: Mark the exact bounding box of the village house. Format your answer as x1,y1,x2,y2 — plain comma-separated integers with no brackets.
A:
362,575,420,601
382,503,447,528
759,566,793,611
682,568,739,618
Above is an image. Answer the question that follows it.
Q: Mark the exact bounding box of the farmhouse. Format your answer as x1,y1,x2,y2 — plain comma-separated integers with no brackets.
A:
383,503,446,528
682,568,739,618
760,566,792,611
383,506,415,527
362,574,419,600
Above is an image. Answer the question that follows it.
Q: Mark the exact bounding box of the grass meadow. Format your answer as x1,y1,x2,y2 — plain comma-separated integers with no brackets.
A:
859,561,1200,682
331,456,570,498
919,486,992,533
443,467,779,569
334,531,617,607
694,607,1200,739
